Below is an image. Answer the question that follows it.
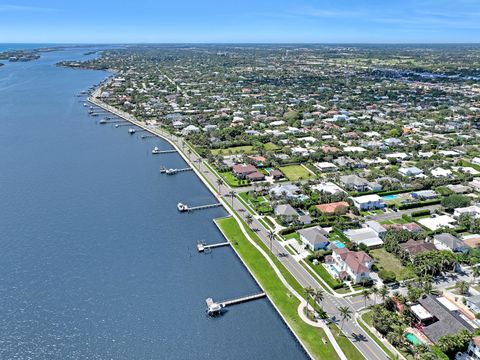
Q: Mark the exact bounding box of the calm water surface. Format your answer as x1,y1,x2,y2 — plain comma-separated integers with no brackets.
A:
0,48,307,359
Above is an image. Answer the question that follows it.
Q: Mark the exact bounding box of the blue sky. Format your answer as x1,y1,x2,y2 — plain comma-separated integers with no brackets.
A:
1,0,480,43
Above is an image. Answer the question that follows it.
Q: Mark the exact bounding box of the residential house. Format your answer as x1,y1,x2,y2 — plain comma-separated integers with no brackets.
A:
462,336,480,360
454,205,480,219
431,167,453,178
274,204,298,224
418,215,456,231
298,226,329,251
398,166,424,177
269,184,300,199
314,162,338,172
232,164,258,179
344,227,384,248
316,201,349,215
311,182,346,195
327,246,373,284
400,240,437,258
465,295,480,314
411,190,438,200
246,171,265,182
411,295,473,343
433,233,468,253
340,175,369,192
351,194,386,211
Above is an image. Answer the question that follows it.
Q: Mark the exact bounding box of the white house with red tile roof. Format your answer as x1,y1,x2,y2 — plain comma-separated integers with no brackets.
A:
328,246,373,284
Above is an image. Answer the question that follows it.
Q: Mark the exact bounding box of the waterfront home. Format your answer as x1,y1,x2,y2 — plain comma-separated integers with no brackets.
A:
269,184,301,200
411,295,473,344
269,169,284,180
350,194,385,211
433,233,468,253
454,205,480,219
326,246,373,284
398,166,424,177
274,204,298,224
400,240,437,259
246,171,265,182
297,226,329,251
232,164,258,179
411,190,438,200
418,215,456,231
344,227,384,248
315,201,349,215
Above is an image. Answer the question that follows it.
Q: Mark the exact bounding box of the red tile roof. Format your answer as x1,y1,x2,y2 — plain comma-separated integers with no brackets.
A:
316,201,349,214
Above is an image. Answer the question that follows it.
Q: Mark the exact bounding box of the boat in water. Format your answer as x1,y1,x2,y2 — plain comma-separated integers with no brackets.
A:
177,203,188,212
99,118,108,124
128,128,136,134
152,147,161,154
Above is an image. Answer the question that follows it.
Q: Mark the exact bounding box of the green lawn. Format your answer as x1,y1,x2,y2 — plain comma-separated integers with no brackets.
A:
211,145,254,155
279,165,313,181
370,248,417,281
215,216,341,360
264,142,279,151
220,171,250,187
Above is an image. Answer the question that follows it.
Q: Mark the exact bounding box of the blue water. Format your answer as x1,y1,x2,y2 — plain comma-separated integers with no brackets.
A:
381,194,398,200
332,240,345,249
0,49,307,359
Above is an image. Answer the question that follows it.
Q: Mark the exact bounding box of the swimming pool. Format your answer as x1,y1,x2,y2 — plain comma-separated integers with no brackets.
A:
333,240,346,249
382,194,399,201
405,332,422,346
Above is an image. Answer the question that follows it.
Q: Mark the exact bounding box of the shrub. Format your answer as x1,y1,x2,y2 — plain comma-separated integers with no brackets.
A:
378,269,396,283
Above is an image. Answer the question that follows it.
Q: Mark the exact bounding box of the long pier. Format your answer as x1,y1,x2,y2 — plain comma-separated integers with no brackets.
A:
161,167,192,175
152,149,177,154
206,292,266,315
197,241,230,252
177,202,222,212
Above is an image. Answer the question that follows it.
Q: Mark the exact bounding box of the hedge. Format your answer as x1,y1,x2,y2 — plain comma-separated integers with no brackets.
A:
397,199,441,210
411,209,432,217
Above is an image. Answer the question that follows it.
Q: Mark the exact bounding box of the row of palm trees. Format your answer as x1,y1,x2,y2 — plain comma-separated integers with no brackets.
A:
361,285,389,308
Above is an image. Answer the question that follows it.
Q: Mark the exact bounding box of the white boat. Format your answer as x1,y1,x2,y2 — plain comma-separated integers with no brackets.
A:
177,203,188,212
128,128,136,134
152,147,161,154
99,118,107,124
165,169,177,175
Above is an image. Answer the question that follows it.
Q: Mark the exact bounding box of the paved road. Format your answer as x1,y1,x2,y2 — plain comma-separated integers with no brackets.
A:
89,98,389,360
370,204,442,222
171,139,389,360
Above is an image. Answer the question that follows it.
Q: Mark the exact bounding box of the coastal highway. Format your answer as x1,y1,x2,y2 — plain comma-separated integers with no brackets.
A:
88,96,389,360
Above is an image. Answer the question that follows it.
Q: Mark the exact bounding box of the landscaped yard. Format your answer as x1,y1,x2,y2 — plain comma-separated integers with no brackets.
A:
279,165,313,181
211,145,254,155
238,191,272,214
215,216,341,360
220,171,250,187
370,248,417,281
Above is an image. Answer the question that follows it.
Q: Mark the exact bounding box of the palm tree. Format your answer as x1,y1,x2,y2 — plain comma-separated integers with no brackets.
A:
472,266,480,284
216,178,223,194
379,285,389,303
338,306,352,332
268,229,275,253
187,148,192,161
314,288,325,310
371,286,379,305
362,289,371,308
245,214,253,228
304,286,314,312
227,190,236,208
